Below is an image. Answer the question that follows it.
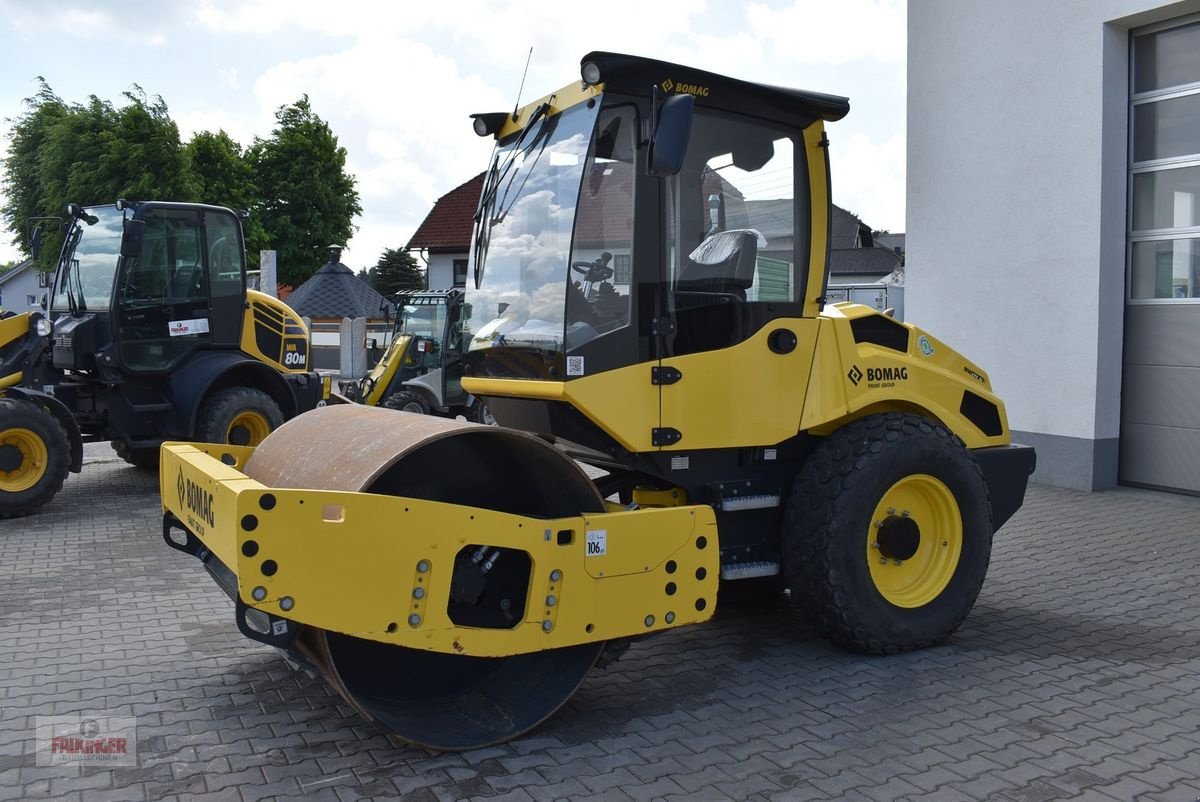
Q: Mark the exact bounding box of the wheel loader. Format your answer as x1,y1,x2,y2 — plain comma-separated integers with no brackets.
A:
340,288,495,424
160,52,1036,751
0,200,327,519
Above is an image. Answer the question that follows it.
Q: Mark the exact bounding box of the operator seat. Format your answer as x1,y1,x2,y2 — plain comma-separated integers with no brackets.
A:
677,229,759,300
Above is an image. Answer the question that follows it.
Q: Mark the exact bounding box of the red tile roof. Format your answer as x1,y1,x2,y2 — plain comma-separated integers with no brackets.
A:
405,173,485,252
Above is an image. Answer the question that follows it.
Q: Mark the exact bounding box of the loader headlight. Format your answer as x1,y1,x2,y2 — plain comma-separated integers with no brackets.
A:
581,61,601,86
35,318,52,337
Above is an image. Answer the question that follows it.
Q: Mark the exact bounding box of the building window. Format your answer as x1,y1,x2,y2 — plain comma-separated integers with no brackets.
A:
26,294,37,306
1129,18,1200,301
452,259,468,287
613,253,631,283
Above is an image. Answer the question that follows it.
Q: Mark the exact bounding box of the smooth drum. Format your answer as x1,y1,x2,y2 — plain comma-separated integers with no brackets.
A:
242,404,608,750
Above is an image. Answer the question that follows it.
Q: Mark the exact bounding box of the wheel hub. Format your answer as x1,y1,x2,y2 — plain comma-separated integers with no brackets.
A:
876,515,920,561
0,443,22,473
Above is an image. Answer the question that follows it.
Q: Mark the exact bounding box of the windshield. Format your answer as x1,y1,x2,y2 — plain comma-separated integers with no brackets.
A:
464,100,599,354
52,206,124,312
400,298,447,342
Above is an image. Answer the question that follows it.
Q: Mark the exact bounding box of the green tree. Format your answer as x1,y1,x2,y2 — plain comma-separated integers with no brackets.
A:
186,130,267,265
2,80,190,267
370,248,424,295
248,97,361,286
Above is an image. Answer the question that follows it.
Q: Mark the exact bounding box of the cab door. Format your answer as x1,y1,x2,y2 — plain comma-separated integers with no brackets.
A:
116,206,244,372
116,207,211,372
657,112,820,450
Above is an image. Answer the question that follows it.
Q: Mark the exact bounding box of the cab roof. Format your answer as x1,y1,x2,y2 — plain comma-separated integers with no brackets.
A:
581,51,850,128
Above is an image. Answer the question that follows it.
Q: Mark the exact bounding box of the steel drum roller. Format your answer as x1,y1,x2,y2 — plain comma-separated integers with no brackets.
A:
243,404,607,750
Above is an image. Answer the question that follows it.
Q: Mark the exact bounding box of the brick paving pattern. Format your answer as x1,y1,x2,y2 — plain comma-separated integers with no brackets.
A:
2,445,1200,800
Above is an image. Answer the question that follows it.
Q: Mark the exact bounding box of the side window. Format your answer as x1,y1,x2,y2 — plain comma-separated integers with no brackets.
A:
206,212,245,301
565,106,636,337
453,259,468,287
665,112,800,355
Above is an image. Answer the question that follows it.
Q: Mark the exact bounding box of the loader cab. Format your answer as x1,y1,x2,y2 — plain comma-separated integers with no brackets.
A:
49,201,246,375
463,52,848,392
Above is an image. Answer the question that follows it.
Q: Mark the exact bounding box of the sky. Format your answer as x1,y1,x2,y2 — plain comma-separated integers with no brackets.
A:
0,0,907,273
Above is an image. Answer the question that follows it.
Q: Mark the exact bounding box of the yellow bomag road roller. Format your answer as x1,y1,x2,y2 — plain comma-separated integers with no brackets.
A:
160,52,1035,750
1,200,326,518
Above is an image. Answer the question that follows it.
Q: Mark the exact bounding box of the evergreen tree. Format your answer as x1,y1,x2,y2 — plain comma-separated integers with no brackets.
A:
371,248,424,295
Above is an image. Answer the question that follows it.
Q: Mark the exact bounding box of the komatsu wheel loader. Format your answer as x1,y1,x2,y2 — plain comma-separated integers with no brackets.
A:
0,200,327,518
160,53,1036,751
340,288,495,423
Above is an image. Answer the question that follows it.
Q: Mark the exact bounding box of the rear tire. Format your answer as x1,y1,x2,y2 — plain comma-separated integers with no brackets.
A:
112,439,159,469
783,412,992,654
466,398,497,426
0,398,71,519
197,388,284,447
383,390,430,415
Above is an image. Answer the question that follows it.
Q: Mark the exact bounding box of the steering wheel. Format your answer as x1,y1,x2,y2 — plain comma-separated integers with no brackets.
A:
571,259,614,283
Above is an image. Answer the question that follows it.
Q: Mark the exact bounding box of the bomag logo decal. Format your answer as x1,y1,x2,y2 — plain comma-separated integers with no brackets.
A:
177,468,215,528
867,367,908,383
851,365,909,389
661,77,710,97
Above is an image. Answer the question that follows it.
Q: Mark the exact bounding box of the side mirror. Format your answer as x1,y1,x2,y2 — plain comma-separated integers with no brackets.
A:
120,219,147,259
648,93,695,177
364,337,379,350
29,225,42,260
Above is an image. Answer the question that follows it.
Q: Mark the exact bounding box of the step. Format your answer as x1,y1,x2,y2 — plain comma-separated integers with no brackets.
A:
718,493,781,512
720,560,780,581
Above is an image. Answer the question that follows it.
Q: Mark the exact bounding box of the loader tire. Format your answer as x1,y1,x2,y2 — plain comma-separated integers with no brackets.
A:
383,390,430,415
197,388,283,447
0,398,71,519
112,439,159,469
466,398,497,426
783,412,992,654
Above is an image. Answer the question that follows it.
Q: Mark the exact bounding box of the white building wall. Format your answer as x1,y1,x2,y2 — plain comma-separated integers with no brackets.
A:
907,0,1200,489
424,253,468,290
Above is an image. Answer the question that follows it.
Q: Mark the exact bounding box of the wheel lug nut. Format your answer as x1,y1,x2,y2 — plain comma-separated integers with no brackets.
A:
887,507,896,515
894,559,903,566
901,510,911,518
871,541,880,549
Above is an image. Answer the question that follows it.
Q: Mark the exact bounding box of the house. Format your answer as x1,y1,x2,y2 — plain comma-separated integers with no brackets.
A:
405,174,485,289
908,1,1199,494
0,260,49,313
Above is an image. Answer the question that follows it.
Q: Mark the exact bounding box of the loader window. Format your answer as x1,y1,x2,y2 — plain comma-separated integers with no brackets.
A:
117,209,212,372
52,207,123,312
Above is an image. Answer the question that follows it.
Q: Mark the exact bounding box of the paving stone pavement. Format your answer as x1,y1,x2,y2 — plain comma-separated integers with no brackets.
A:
3,445,1200,801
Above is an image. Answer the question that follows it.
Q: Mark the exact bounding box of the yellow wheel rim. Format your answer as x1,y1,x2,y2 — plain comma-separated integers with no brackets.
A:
226,411,271,447
867,474,963,608
0,427,49,492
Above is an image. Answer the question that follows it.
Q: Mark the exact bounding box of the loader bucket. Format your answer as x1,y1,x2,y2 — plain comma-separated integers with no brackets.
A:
242,405,609,749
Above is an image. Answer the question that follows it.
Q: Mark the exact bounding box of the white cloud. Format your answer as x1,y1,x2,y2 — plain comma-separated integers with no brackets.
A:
747,0,905,65
830,131,906,232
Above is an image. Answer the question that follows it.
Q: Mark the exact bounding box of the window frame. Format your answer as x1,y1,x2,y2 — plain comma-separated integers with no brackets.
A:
1128,13,1200,305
